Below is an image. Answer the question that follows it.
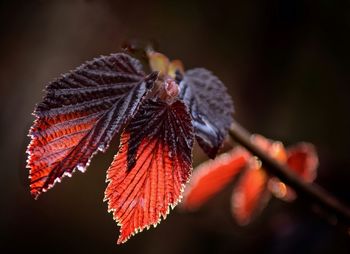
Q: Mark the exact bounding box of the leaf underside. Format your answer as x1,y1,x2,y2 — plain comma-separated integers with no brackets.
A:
27,53,157,198
105,99,194,244
182,147,249,211
179,68,234,158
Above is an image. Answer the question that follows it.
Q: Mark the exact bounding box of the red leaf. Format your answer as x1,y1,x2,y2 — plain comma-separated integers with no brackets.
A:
179,68,234,158
269,143,318,201
287,143,318,182
231,159,270,225
182,147,249,211
27,53,157,198
104,99,193,244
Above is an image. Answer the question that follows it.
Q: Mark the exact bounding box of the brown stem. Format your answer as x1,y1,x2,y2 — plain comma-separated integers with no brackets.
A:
229,121,350,229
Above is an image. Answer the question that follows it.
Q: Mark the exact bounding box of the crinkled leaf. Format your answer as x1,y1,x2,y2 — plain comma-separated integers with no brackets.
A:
182,147,249,211
104,99,193,244
27,53,157,198
179,68,234,158
231,160,270,225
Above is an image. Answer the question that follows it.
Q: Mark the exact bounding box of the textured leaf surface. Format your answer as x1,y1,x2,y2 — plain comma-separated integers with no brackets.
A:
27,53,157,198
182,147,249,211
104,99,193,244
179,68,234,158
231,160,270,225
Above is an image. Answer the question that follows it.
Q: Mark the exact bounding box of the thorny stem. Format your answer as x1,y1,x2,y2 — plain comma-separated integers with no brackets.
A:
229,122,350,231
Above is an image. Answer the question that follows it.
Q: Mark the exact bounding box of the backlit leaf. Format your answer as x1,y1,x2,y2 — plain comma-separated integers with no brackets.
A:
104,99,193,244
179,68,234,158
27,53,157,198
269,143,318,201
231,159,270,225
168,60,184,78
287,143,318,182
182,147,249,211
147,51,170,75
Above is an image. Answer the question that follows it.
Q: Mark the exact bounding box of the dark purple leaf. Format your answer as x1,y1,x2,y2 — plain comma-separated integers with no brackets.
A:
27,53,157,198
179,68,234,158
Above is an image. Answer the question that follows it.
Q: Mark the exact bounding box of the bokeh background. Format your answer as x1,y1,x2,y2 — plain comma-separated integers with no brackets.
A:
1,0,350,253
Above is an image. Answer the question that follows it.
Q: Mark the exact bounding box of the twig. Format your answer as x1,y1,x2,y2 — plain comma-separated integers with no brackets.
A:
229,121,350,230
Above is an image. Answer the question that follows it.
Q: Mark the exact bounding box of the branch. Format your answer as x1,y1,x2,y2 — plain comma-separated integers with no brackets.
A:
229,122,350,229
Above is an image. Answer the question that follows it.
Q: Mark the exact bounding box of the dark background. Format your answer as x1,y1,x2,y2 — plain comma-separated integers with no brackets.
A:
1,0,350,253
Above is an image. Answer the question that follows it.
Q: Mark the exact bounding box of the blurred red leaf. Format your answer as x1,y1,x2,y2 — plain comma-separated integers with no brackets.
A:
268,143,318,201
231,160,270,225
182,147,249,211
183,134,319,226
287,143,318,182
